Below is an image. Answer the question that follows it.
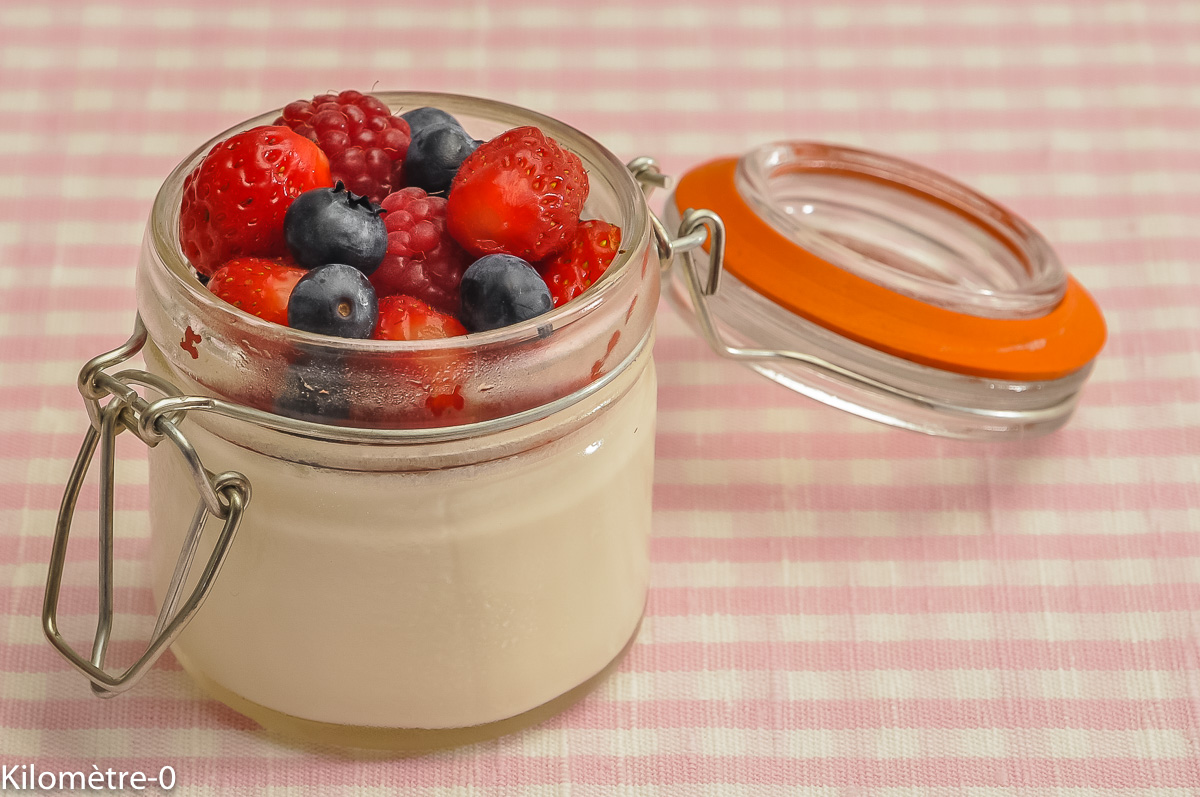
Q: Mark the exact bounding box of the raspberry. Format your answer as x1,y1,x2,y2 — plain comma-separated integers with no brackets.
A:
276,90,411,204
369,187,470,316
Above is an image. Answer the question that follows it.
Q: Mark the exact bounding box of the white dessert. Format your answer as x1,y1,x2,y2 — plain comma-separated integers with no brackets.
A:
144,341,655,730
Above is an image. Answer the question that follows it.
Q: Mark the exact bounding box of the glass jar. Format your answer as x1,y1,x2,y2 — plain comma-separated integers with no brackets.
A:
47,93,659,750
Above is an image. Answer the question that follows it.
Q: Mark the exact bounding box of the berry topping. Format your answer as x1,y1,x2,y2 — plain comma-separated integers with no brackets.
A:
373,295,467,341
538,220,622,307
208,256,307,326
446,125,589,262
400,106,463,138
459,254,553,332
287,263,379,339
403,124,480,196
284,182,387,275
179,125,332,276
276,90,411,204
370,187,470,315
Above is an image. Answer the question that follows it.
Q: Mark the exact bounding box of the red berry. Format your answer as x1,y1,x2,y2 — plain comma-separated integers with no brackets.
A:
361,294,471,424
208,256,308,326
538,220,622,307
373,295,467,341
180,126,332,276
276,90,411,204
446,125,589,262
370,187,470,315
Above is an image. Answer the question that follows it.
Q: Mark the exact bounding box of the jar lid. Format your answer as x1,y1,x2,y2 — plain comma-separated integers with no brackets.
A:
662,142,1106,440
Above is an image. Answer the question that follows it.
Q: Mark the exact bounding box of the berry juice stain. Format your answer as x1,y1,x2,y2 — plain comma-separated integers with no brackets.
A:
180,326,202,359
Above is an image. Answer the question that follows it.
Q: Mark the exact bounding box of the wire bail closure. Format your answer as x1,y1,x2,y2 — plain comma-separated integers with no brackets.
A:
42,317,251,697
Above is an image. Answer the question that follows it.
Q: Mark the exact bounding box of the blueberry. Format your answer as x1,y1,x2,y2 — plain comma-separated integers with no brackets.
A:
287,263,379,339
460,254,553,332
274,353,350,423
403,124,480,196
284,183,387,275
400,106,463,138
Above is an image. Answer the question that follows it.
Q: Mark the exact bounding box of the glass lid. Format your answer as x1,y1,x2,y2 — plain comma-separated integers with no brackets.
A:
661,141,1107,441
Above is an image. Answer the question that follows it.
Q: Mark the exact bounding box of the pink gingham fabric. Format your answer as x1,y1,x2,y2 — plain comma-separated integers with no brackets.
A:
3,0,1199,793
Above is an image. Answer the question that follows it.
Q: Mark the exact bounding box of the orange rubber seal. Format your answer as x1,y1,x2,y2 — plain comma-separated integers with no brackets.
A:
674,158,1106,382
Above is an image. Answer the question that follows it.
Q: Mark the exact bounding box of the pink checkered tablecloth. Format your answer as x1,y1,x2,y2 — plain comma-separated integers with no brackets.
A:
3,0,1199,793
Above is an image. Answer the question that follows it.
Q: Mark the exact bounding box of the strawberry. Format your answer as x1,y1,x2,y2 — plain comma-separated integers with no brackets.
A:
179,125,333,277
446,125,588,262
373,295,467,341
537,220,622,307
208,256,307,326
365,295,470,423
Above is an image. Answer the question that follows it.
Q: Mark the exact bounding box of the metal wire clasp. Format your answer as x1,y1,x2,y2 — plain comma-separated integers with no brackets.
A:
628,157,737,349
43,317,251,697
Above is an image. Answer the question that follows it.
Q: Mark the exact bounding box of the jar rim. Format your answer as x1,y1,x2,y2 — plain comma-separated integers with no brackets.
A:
148,91,649,353
735,141,1068,320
